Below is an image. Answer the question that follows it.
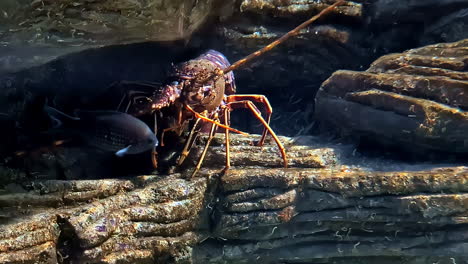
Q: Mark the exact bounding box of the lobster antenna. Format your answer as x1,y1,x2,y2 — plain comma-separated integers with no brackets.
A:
220,0,346,75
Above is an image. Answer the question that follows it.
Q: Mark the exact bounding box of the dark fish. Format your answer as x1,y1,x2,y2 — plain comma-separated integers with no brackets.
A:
45,106,158,157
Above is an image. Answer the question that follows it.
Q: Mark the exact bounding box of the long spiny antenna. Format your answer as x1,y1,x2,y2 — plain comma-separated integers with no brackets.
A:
220,0,346,75
191,0,345,128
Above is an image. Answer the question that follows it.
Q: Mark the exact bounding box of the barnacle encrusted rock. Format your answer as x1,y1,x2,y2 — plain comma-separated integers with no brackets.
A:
1,134,468,263
0,214,60,264
194,166,468,263
0,175,210,263
315,38,468,153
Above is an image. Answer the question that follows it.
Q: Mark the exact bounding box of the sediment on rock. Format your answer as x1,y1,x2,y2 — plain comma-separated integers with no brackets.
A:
1,134,467,263
193,166,468,263
0,0,217,73
315,38,468,154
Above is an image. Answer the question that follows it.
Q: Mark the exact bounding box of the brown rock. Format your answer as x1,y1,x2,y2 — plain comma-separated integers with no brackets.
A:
1,134,468,263
0,0,217,73
315,38,468,153
239,0,362,18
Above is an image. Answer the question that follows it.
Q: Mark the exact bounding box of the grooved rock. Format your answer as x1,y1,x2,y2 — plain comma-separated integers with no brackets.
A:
194,166,468,263
1,134,468,263
315,38,468,153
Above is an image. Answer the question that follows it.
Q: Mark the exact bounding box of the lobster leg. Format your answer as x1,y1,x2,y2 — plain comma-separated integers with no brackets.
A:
181,107,232,175
189,118,218,179
151,113,159,169
226,100,288,168
185,105,248,135
151,146,158,169
225,95,272,146
115,81,159,114
177,117,202,166
223,106,231,170
159,127,174,147
117,90,151,113
159,107,188,147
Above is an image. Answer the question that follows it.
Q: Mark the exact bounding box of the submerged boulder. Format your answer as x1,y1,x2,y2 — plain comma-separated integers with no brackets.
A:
0,0,218,73
315,39,468,154
1,133,468,263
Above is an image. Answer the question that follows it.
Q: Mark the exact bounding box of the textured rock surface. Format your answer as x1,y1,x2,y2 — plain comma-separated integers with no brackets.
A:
0,0,217,73
0,175,208,263
315,38,468,154
195,166,468,263
1,134,468,263
1,1,468,262
239,0,362,18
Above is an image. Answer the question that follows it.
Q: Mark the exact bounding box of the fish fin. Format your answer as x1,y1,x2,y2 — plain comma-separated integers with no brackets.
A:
49,115,63,129
115,145,132,157
44,106,80,128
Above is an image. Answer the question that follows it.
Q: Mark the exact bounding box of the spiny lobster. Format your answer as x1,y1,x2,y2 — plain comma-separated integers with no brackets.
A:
119,0,345,178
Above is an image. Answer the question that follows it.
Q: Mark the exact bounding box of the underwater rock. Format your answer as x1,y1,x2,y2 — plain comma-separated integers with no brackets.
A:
0,214,60,264
196,134,338,169
3,133,336,181
420,8,468,45
371,0,468,25
0,133,334,263
315,38,468,154
0,0,217,73
195,166,468,263
1,133,468,263
0,175,208,263
239,0,362,18
367,0,468,55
